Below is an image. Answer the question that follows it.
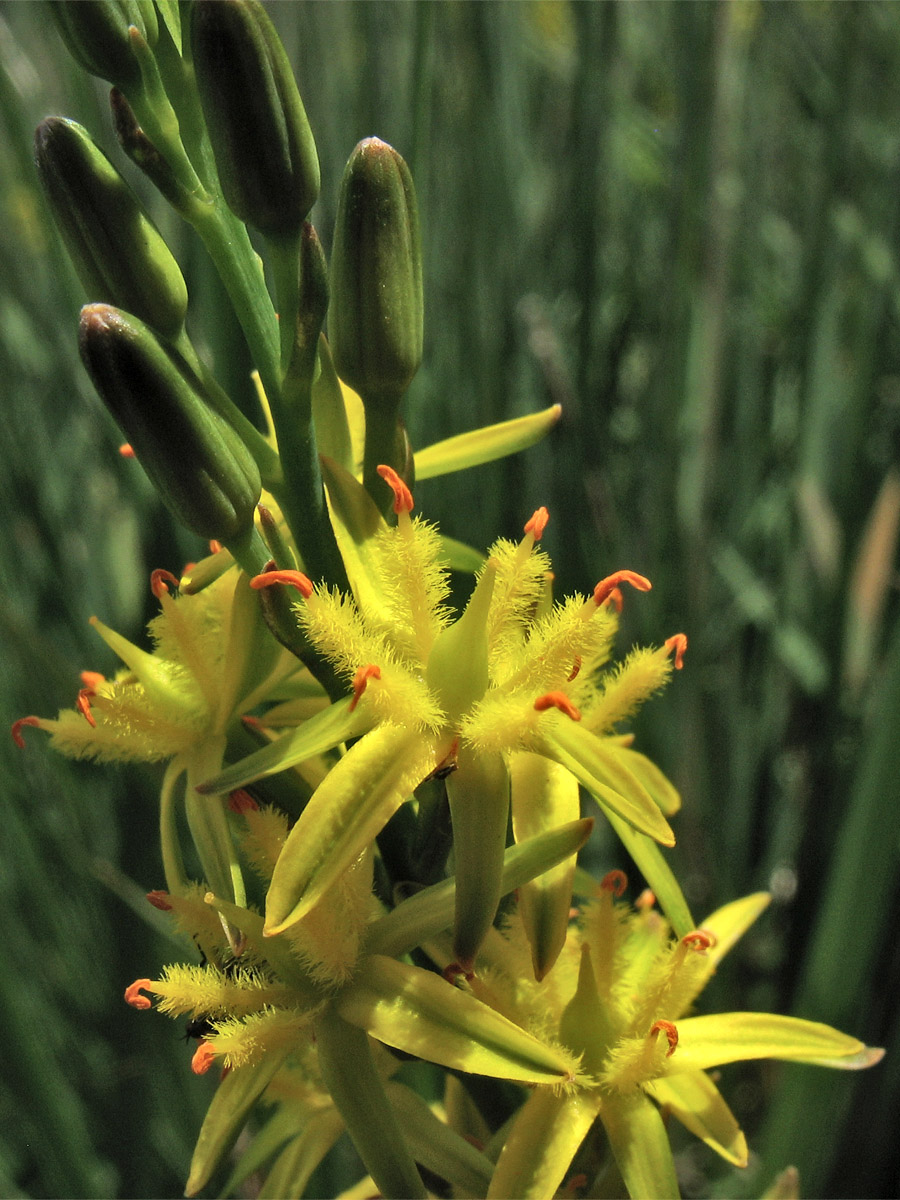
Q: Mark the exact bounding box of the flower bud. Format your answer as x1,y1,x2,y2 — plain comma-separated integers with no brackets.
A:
191,0,319,237
35,118,188,338
79,304,261,542
329,138,423,405
50,0,157,91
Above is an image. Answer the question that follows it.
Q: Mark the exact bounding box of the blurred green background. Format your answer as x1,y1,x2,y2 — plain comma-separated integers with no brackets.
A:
2,1,899,1196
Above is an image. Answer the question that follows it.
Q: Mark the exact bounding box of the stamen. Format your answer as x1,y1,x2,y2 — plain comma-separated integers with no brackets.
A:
10,716,41,748
567,655,582,682
600,869,628,897
442,962,475,984
150,568,180,599
250,569,313,598
593,571,652,609
191,1042,217,1075
605,586,624,613
146,891,172,911
241,714,265,732
76,688,97,727
636,888,656,910
534,691,582,721
208,540,223,555
524,507,549,540
119,443,135,458
228,789,259,814
682,929,716,951
124,979,154,1010
80,670,106,689
649,1019,678,1056
349,664,382,712
665,633,688,670
376,464,414,514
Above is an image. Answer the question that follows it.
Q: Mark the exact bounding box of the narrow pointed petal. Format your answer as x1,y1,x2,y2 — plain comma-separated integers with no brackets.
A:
702,892,772,966
364,817,594,958
196,697,369,794
385,1082,495,1196
414,403,562,480
604,810,695,938
534,716,675,845
511,751,581,979
599,1092,680,1200
264,724,436,934
316,1008,427,1200
607,742,682,816
255,1108,344,1200
670,1013,885,1072
319,454,392,623
646,1070,748,1166
336,954,577,1084
487,1088,600,1200
185,1048,290,1196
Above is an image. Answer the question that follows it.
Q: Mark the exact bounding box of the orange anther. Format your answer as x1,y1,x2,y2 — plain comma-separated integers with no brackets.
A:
228,789,259,814
150,568,180,598
567,655,582,682
376,464,414,514
249,569,313,598
124,979,154,1010
146,891,172,911
191,1042,217,1075
76,688,97,727
650,1019,678,1056
682,929,716,951
208,540,223,555
524,507,549,540
665,633,688,670
534,691,582,721
119,443,135,458
636,888,656,910
600,869,628,897
241,714,265,732
442,962,475,984
80,670,106,689
593,571,652,608
10,716,41,748
605,586,624,613
349,664,382,712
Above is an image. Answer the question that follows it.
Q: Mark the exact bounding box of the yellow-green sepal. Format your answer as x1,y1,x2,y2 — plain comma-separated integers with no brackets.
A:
197,696,368,795
185,1047,290,1196
446,746,510,970
646,1070,748,1166
487,1088,600,1200
599,1092,680,1200
315,1008,428,1200
533,713,675,845
264,724,437,935
384,1082,495,1196
511,750,581,980
364,816,594,959
336,954,578,1084
670,1013,885,1072
414,403,561,480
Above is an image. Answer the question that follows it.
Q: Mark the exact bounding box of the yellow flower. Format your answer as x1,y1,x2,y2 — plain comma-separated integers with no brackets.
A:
201,465,689,966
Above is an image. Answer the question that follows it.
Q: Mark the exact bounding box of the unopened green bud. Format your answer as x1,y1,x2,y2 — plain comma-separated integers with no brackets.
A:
50,0,157,92
79,304,261,542
35,118,188,338
329,138,423,405
191,0,319,237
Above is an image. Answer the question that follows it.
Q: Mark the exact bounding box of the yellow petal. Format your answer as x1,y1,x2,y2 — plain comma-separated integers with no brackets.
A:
598,1092,680,1200
670,1012,884,1072
414,403,561,480
487,1088,600,1200
646,1069,748,1166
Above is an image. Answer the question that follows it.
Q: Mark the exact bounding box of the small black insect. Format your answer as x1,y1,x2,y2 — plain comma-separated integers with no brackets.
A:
184,1015,216,1042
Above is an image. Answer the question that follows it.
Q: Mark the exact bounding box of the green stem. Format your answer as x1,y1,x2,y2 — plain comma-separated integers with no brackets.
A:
362,395,405,514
